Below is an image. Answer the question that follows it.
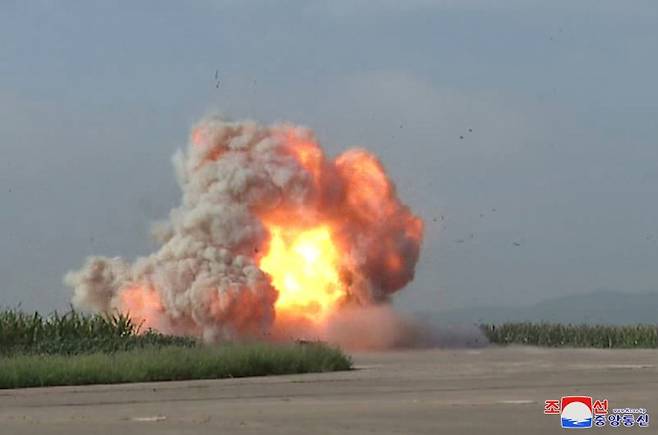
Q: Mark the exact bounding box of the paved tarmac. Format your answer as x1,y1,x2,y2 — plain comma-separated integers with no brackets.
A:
1,347,656,434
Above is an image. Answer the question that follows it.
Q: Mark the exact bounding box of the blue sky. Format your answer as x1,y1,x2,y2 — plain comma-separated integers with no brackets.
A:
1,0,657,312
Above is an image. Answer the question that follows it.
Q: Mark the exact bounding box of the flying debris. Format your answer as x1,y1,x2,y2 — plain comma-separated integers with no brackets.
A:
214,70,221,88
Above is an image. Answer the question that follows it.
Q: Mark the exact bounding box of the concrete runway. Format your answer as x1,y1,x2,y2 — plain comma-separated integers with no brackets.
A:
1,347,656,434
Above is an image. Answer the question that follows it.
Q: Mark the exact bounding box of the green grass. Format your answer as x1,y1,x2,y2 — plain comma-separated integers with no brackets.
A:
0,309,195,356
480,322,658,348
0,309,352,389
0,342,353,389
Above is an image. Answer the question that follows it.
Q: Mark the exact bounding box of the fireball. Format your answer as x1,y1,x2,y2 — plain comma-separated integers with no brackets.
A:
65,117,423,342
260,225,346,323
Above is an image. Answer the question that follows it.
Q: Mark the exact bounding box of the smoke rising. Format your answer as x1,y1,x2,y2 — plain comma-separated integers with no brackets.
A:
65,116,423,344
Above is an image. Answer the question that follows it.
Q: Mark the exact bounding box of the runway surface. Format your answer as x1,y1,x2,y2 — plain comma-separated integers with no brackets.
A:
1,347,656,434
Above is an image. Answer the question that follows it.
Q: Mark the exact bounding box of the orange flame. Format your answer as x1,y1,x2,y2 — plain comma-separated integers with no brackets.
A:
260,224,346,323
118,285,164,331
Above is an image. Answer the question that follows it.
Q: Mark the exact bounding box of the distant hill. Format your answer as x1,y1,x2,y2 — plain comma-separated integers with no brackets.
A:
419,290,658,325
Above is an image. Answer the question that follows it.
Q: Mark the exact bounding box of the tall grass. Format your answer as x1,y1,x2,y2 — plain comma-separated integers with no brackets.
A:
0,309,352,389
480,322,658,348
0,342,353,389
0,309,195,356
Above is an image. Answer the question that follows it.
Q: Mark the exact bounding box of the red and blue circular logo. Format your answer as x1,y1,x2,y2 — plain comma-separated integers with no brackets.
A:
561,396,593,428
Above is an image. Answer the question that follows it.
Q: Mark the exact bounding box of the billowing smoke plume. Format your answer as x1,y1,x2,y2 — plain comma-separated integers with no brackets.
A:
65,116,423,343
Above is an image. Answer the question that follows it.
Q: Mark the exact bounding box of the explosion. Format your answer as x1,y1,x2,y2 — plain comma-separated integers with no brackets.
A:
260,225,345,322
65,117,423,344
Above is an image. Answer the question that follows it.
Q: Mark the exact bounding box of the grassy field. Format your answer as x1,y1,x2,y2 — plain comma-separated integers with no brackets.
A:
481,322,658,348
0,309,352,389
0,342,352,389
0,309,195,356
